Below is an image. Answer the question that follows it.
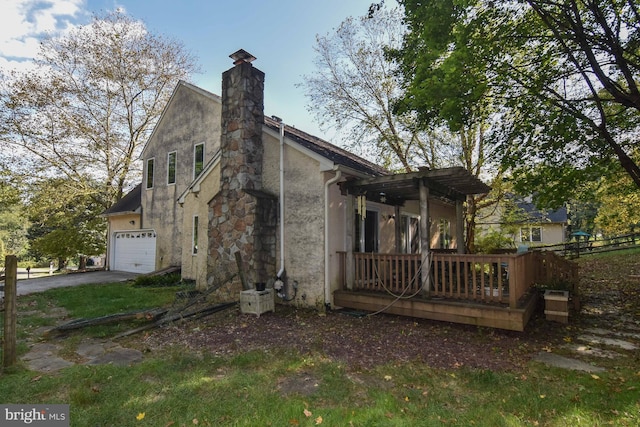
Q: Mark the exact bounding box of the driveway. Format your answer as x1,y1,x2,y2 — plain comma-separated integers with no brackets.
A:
7,270,140,296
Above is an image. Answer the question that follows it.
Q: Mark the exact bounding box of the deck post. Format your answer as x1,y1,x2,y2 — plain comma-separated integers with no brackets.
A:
394,204,402,253
345,194,355,290
456,199,465,254
419,179,431,294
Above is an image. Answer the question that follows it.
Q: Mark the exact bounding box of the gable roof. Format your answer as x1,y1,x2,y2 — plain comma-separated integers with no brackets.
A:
263,116,387,177
134,80,488,206
102,184,142,216
518,201,568,223
141,80,221,158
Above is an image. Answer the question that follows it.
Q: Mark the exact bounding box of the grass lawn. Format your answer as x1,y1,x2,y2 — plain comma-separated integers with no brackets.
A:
1,257,639,426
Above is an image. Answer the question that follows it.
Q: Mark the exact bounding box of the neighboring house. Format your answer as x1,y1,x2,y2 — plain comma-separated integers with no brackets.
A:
516,200,568,246
477,196,568,248
104,50,489,311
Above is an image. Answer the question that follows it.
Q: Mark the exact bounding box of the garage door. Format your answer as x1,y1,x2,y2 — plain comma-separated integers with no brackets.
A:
113,230,157,273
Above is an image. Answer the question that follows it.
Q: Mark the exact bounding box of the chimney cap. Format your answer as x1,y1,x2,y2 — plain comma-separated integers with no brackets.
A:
230,49,256,65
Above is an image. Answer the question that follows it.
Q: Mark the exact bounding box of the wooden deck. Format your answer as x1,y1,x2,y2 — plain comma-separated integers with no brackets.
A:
335,251,577,331
334,289,539,331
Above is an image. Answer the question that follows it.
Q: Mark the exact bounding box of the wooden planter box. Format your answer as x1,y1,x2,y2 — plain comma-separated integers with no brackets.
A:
544,290,569,323
240,289,275,317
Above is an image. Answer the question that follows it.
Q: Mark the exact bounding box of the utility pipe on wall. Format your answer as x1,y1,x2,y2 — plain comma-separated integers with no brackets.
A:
276,118,286,279
324,167,342,307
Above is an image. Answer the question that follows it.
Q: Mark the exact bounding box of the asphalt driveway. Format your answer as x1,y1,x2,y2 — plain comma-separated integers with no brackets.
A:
10,270,140,296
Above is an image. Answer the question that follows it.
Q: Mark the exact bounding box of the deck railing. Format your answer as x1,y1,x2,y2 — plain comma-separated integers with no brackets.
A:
337,250,578,309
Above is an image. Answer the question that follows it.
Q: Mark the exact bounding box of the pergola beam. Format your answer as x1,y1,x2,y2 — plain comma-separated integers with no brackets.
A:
338,166,489,205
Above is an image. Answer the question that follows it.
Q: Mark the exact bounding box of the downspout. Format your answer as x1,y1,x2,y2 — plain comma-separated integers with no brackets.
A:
324,166,342,307
276,117,286,279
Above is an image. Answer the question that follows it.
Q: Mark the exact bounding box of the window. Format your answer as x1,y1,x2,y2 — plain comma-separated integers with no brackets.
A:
194,143,204,178
438,219,451,249
146,158,155,189
354,209,379,252
167,151,176,185
520,226,542,243
400,214,420,254
192,215,199,255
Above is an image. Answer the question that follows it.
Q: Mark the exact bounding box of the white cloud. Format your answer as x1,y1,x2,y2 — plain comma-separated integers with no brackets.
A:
0,0,86,72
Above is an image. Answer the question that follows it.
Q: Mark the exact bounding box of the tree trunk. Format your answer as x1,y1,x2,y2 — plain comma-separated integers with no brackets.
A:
465,195,478,253
603,131,640,190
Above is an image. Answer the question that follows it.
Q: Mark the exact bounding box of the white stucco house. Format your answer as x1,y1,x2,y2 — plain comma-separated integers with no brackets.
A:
103,50,489,311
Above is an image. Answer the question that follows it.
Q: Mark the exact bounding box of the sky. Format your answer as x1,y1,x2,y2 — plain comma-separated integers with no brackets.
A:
0,0,376,141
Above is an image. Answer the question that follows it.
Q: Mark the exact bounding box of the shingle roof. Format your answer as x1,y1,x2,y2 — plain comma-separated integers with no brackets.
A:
518,201,568,223
264,116,388,177
102,184,142,216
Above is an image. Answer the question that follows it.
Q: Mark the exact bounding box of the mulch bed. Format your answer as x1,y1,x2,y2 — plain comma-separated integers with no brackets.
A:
143,301,566,372
142,255,640,372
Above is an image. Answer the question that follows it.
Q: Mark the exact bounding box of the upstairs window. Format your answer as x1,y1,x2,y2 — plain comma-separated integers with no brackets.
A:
194,143,204,178
146,158,155,189
167,151,177,185
521,226,542,243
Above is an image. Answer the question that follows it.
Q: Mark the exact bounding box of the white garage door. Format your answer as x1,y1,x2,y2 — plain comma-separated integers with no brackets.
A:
113,230,157,273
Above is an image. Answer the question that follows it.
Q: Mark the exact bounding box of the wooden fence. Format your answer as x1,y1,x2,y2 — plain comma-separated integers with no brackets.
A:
528,232,640,258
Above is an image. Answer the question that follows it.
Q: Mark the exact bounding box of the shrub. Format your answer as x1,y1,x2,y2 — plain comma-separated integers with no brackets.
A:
474,230,514,254
132,272,182,288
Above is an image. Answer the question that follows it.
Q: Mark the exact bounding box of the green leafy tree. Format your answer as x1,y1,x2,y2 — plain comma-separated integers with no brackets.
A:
380,1,504,251
0,168,29,261
0,10,197,208
27,178,106,269
304,4,500,251
395,0,640,208
566,187,601,236
594,173,640,237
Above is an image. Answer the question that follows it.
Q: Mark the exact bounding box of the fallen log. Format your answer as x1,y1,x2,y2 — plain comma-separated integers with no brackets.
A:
114,302,236,339
50,308,167,333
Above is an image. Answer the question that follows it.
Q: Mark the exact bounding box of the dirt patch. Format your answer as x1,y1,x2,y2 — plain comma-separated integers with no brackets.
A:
143,304,565,372
277,371,322,397
142,253,640,373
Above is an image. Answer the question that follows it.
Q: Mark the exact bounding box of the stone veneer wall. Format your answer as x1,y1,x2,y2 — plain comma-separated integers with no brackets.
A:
207,58,276,298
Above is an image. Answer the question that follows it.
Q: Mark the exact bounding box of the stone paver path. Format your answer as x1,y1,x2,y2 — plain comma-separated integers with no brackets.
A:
21,338,143,372
534,301,639,372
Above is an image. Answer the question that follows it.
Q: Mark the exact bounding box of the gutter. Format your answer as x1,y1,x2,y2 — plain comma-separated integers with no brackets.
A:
324,165,342,307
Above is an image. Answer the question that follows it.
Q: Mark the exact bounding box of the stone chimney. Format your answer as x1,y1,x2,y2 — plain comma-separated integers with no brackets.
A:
208,50,276,294
220,49,264,193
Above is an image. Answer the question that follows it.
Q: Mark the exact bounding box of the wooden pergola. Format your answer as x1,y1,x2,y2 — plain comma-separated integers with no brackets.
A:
338,166,491,291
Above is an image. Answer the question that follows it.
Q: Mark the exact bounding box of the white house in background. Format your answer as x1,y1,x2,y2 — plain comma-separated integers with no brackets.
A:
477,196,569,248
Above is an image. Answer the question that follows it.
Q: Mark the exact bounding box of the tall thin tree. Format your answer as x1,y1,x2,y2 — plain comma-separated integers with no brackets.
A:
0,11,198,208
